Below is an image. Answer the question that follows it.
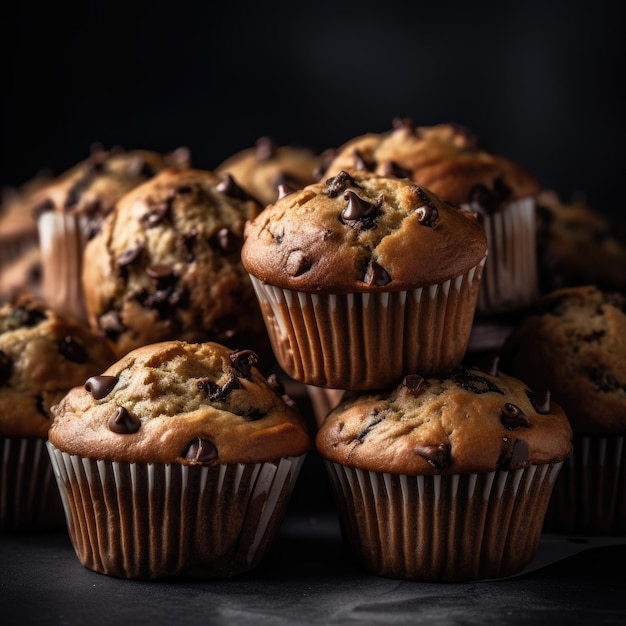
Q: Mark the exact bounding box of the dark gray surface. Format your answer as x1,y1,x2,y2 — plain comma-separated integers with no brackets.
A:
1,505,625,626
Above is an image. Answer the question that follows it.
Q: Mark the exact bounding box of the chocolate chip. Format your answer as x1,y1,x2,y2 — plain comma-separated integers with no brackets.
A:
141,201,171,227
356,413,384,442
498,438,530,471
85,375,119,400
392,117,415,133
362,260,391,286
451,368,504,394
285,249,312,276
108,406,141,434
212,227,241,255
581,330,606,342
468,177,512,213
352,149,376,172
180,229,198,261
134,284,188,319
198,375,241,401
59,336,87,363
526,389,551,414
118,244,144,267
241,408,265,422
383,161,412,179
325,170,360,198
183,438,218,464
473,354,500,377
402,373,427,396
500,403,530,429
341,190,380,228
414,443,451,471
589,367,621,392
146,264,175,281
8,304,46,328
255,136,275,161
0,351,12,385
415,188,440,227
98,310,125,340
175,184,193,195
266,373,285,395
229,349,259,379
216,173,250,201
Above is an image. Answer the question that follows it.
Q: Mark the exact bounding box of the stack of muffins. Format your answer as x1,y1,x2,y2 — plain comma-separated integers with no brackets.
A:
241,166,573,582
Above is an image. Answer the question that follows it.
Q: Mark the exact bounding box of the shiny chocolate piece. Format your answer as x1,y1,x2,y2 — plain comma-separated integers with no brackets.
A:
473,354,500,377
0,351,12,385
216,173,249,201
183,437,218,464
229,349,259,379
362,260,391,286
266,373,285,396
356,413,384,443
451,368,504,395
414,443,451,471
498,438,530,471
589,367,620,392
117,244,144,267
141,200,171,228
59,336,88,363
213,227,241,255
198,375,241,401
526,389,551,414
468,177,512,213
325,170,360,198
352,149,376,172
98,310,125,340
108,406,141,435
402,373,427,396
383,161,411,179
85,375,119,400
500,403,530,429
180,229,198,262
146,264,175,281
341,190,381,231
416,188,440,228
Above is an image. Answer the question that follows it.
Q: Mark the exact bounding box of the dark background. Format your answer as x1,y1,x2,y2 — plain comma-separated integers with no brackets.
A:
2,1,624,220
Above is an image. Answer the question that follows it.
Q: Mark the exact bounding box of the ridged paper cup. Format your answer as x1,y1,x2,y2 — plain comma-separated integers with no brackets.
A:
47,442,305,580
466,197,538,315
543,434,626,535
249,257,486,391
0,437,65,531
37,211,89,322
324,461,564,582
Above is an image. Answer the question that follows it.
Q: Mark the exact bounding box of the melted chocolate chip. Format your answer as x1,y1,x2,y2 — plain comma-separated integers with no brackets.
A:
183,438,218,464
118,244,144,267
414,443,451,471
325,171,360,198
383,161,412,179
146,264,175,282
98,310,125,340
415,188,440,227
85,375,119,400
356,413,384,442
108,406,141,435
216,173,250,201
229,350,259,379
473,354,500,377
468,177,512,213
58,336,87,363
0,351,12,385
498,438,530,471
198,375,241,401
526,389,551,414
352,149,376,172
134,284,187,319
141,200,171,227
500,403,530,429
341,190,380,230
211,227,241,255
362,260,391,286
402,373,426,396
451,368,504,394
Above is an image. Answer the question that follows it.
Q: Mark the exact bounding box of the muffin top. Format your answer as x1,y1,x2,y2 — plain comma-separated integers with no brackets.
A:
49,340,311,465
500,285,626,434
316,355,572,475
82,167,268,359
241,169,487,293
535,190,626,293
31,144,191,239
0,296,116,438
216,136,322,208
322,119,540,209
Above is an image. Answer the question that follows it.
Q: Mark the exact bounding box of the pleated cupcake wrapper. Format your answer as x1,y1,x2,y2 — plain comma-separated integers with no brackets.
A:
37,212,89,323
544,434,626,535
464,196,538,314
325,461,563,582
0,437,65,531
249,258,485,390
47,442,305,580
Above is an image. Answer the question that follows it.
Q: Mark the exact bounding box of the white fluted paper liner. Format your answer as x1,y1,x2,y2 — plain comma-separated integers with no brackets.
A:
37,211,89,322
249,258,485,390
465,196,538,314
544,434,625,535
47,442,305,579
325,460,563,582
0,437,65,530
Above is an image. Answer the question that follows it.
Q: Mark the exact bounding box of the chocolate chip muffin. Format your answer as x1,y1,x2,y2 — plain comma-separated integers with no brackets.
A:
34,144,191,321
316,355,572,581
322,118,542,314
535,190,626,294
82,166,271,364
242,169,488,390
47,339,310,579
0,296,115,529
215,136,322,207
500,285,626,534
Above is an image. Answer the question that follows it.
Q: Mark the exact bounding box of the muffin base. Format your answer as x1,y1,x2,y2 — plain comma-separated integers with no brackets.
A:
543,434,625,535
47,443,305,580
249,259,485,390
0,437,65,531
325,461,563,582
